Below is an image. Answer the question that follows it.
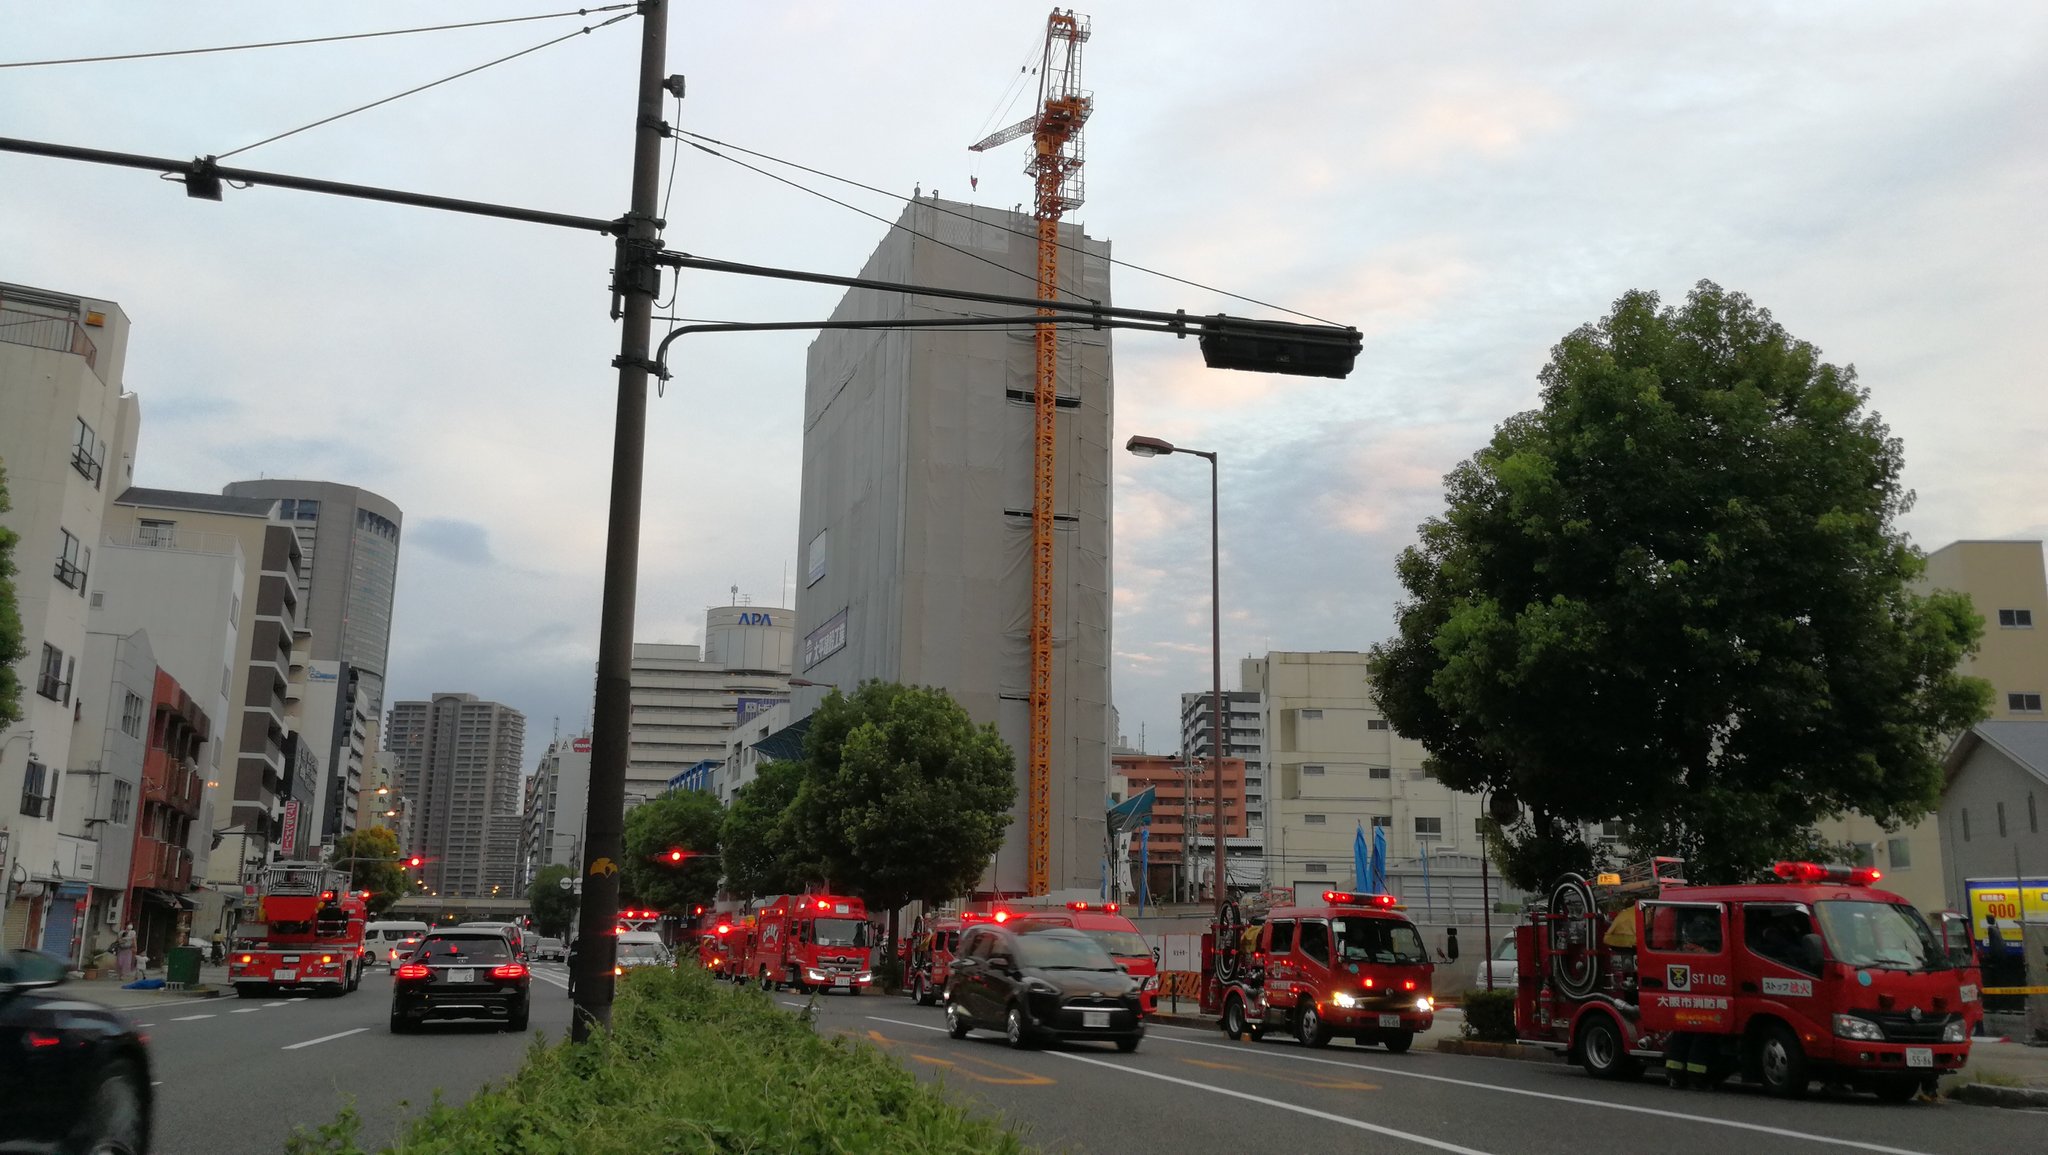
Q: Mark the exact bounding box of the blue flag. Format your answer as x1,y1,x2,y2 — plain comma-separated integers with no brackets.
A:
1370,824,1388,894
1353,823,1371,891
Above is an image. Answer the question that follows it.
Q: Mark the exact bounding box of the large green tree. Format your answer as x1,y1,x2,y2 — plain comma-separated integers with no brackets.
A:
527,863,578,939
0,463,25,727
789,682,1017,958
1368,282,1991,889
328,827,410,917
620,789,724,912
719,759,822,899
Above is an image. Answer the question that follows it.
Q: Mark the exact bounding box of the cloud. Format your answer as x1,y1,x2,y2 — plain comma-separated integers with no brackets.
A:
409,518,495,566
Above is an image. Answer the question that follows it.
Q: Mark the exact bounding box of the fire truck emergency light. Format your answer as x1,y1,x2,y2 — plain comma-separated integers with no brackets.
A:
1067,901,1119,912
1321,891,1400,908
1773,861,1881,886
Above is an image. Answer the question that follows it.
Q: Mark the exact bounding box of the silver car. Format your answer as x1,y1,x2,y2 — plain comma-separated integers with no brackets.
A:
1473,933,1517,991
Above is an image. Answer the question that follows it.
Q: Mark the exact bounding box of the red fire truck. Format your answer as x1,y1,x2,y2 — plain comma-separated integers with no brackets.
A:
1515,858,1976,1100
906,912,969,1005
695,918,741,976
741,894,874,994
1207,890,1436,1051
1010,902,1162,1015
227,863,369,998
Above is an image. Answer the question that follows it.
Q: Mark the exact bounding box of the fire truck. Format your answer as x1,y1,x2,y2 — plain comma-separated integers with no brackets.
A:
1515,858,1976,1101
694,917,740,976
227,862,369,998
1008,902,1162,1015
1207,890,1436,1051
741,894,874,994
905,912,970,1005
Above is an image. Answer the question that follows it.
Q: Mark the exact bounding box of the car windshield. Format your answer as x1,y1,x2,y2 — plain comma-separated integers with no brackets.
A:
619,945,667,964
418,936,511,963
1494,936,1516,961
1332,917,1431,964
813,918,870,946
1080,929,1151,958
1815,901,1946,971
1016,931,1118,970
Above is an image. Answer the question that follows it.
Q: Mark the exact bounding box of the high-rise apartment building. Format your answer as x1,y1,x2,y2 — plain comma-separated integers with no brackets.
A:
626,606,793,805
1180,689,1267,866
1,281,139,950
790,198,1114,895
220,481,402,845
525,732,591,882
387,694,525,897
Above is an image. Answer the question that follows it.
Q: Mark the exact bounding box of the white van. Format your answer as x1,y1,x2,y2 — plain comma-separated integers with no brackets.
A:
364,920,430,967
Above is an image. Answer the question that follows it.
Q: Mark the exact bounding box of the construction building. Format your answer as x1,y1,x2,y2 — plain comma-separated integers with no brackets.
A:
788,198,1114,896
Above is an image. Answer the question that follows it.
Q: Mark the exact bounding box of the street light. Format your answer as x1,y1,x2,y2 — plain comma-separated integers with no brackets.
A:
1125,434,1226,938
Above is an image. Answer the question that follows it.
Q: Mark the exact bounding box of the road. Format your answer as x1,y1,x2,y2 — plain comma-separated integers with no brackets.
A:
796,991,2047,1155
131,961,575,1155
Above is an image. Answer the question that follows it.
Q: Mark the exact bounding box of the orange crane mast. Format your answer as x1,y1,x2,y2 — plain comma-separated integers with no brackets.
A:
968,9,1092,896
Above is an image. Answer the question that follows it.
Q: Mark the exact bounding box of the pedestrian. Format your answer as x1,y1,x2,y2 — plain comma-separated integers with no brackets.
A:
209,928,225,965
115,925,137,981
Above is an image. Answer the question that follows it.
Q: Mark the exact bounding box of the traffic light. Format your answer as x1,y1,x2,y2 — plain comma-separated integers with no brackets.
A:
665,849,685,864
407,856,423,869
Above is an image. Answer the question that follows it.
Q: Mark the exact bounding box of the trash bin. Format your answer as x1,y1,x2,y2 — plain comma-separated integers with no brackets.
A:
166,945,203,986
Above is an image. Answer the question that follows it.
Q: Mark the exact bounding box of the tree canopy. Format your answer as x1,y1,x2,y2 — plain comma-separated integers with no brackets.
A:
328,827,410,917
718,759,819,899
1367,282,1991,888
621,788,724,912
527,864,578,939
0,463,25,727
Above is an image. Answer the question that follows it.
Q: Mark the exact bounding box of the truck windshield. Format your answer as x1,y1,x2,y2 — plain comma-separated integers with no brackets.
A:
813,918,870,947
1814,901,1946,971
1332,917,1430,964
1080,929,1152,958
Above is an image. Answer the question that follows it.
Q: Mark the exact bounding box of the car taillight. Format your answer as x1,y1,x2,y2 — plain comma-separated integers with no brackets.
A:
491,964,528,979
395,963,430,980
28,1031,63,1049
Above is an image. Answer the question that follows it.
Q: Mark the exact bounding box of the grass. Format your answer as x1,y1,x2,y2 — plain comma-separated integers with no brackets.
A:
287,966,1032,1155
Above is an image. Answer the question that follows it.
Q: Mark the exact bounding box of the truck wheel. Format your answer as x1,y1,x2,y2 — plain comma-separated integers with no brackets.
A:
1296,1004,1332,1048
1577,1015,1640,1080
1224,996,1248,1041
1754,1022,1811,1098
347,964,361,992
235,984,259,999
759,969,772,992
1382,1030,1415,1054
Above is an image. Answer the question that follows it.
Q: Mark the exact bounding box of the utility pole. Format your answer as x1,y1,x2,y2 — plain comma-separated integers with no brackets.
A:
571,0,669,1043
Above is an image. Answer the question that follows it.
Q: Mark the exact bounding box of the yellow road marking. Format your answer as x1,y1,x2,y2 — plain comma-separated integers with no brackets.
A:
862,1027,1054,1085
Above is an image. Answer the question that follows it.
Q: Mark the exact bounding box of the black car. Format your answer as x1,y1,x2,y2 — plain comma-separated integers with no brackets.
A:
390,929,531,1033
0,949,152,1154
943,925,1143,1052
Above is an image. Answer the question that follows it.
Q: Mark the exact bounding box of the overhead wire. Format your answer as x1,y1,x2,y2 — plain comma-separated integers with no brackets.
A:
677,129,1341,326
0,6,637,70
216,10,635,161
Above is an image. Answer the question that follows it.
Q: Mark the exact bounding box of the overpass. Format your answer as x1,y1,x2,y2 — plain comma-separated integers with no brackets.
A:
385,895,531,924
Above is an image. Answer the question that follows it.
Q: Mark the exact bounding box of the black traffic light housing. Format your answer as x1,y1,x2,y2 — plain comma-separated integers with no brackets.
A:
1197,316,1360,379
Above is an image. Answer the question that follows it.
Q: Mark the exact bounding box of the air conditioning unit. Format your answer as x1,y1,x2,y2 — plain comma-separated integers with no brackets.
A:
105,896,123,924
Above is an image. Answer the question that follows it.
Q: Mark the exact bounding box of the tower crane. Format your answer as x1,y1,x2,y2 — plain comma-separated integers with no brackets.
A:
968,9,1092,897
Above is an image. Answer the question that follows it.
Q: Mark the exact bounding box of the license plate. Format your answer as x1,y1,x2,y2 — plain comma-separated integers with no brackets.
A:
447,968,475,983
271,968,298,981
1380,1013,1403,1028
1905,1048,1933,1069
1083,1010,1110,1028
834,977,850,987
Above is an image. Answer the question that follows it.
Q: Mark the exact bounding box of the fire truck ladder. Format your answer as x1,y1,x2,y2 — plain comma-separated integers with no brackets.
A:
969,9,1093,898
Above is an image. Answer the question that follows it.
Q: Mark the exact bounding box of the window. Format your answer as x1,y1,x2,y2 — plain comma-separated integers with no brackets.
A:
1997,802,2007,838
1599,821,1623,843
1999,609,2034,628
1850,842,1875,867
1886,838,1912,870
1415,816,1443,837
1303,764,1326,777
1370,816,1392,829
1300,709,1322,720
54,529,88,591
1644,903,1723,953
37,643,67,701
1364,764,1392,780
137,519,174,547
1304,862,1327,874
1367,718,1390,731
1297,920,1332,965
1267,920,1296,954
1303,814,1327,825
121,691,144,738
1742,904,1818,974
2009,693,2044,713
19,761,53,817
72,417,104,487
110,779,133,824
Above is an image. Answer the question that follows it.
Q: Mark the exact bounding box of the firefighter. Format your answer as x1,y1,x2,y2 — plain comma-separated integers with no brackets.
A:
1664,911,1718,1089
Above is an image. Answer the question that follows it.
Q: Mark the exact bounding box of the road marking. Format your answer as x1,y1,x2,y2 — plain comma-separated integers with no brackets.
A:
1147,1028,1936,1155
282,1027,369,1050
1179,1055,1377,1092
170,1014,215,1021
288,997,308,1003
136,1024,155,1029
528,970,569,990
264,1001,288,1007
231,1007,262,1013
860,1023,1055,1085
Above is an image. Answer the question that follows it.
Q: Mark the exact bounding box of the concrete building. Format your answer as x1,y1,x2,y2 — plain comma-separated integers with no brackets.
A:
1938,722,2048,917
50,629,154,967
1110,751,1251,902
790,198,1115,895
712,702,801,805
627,605,792,805
1180,689,1267,865
220,481,402,844
1,280,139,952
127,664,209,965
103,490,309,881
387,693,525,897
525,732,591,880
1247,652,1508,918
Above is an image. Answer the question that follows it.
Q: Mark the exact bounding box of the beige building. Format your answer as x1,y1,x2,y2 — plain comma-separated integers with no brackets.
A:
627,606,793,805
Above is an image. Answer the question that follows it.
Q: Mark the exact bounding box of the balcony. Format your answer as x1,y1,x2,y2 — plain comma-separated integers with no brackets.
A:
133,840,193,891
0,300,101,377
106,526,244,556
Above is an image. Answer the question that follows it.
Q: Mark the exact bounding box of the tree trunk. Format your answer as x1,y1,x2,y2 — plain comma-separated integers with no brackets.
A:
886,906,900,965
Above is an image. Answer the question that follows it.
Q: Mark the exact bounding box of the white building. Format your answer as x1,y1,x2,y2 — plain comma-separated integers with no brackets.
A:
1181,689,1268,874
627,605,792,805
526,732,591,879
52,628,155,966
2,280,139,951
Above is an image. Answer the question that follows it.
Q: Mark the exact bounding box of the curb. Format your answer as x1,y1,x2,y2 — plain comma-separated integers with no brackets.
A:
1947,1082,2048,1110
1433,1038,1563,1063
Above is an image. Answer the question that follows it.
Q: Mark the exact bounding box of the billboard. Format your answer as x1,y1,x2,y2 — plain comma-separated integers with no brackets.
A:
280,799,301,857
802,608,848,670
1964,878,2048,955
736,697,782,724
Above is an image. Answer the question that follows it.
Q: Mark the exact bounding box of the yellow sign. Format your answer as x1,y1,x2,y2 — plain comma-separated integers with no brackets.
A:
589,857,621,878
1982,986,2048,996
1964,880,2048,943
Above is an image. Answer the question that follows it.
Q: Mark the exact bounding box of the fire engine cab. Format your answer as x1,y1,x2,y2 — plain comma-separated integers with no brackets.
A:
743,894,874,994
1009,902,1161,1015
1209,890,1435,1052
1516,858,1976,1101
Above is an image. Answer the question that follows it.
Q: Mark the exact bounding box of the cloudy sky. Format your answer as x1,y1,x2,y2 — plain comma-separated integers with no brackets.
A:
5,2,2043,764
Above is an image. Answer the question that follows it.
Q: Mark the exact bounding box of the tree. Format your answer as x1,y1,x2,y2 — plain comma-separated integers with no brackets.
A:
527,864,578,939
1367,282,1992,889
719,759,822,898
0,463,25,727
620,789,724,912
328,827,410,917
789,681,1017,959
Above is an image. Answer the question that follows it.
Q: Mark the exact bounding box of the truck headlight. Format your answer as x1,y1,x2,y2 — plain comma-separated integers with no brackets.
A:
805,969,827,982
1331,991,1359,1008
1832,1014,1885,1041
1942,1019,1967,1043
856,972,872,983
1415,997,1434,1013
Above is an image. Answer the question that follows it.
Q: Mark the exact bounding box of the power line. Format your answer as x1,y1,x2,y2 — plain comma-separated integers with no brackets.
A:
678,128,1340,326
217,11,635,162
0,6,637,70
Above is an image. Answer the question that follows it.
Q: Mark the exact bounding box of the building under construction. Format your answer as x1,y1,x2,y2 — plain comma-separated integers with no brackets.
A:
787,196,1113,895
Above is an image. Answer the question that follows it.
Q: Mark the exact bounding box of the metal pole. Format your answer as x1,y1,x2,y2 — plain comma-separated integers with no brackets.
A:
1207,450,1225,938
572,0,667,1043
1480,835,1494,991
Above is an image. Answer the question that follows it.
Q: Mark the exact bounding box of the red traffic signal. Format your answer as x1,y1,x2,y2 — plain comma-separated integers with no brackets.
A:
665,849,685,864
407,856,423,868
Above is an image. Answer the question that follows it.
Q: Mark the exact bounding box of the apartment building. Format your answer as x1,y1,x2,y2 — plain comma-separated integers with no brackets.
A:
1,280,140,951
50,629,155,967
525,732,591,881
627,605,792,806
1109,751,1251,901
387,693,525,897
127,664,209,964
1179,689,1267,867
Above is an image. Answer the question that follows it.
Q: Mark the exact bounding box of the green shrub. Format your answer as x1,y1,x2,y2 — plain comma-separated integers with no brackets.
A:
874,955,904,994
1460,988,1517,1042
288,966,1031,1155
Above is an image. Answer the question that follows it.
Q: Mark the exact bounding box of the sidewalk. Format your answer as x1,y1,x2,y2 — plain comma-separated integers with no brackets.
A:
61,963,235,1010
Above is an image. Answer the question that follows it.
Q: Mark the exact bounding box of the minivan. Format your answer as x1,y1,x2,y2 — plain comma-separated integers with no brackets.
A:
364,921,431,967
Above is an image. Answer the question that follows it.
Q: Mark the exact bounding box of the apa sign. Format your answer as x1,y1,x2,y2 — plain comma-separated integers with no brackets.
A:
735,611,774,626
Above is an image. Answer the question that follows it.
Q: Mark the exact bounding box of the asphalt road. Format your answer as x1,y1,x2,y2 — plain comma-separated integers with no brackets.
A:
128,961,574,1155
800,991,2048,1155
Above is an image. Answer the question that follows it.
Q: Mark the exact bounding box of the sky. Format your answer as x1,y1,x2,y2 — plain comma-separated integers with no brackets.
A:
4,1,2044,766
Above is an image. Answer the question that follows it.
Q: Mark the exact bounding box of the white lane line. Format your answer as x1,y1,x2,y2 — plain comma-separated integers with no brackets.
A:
1145,1028,1935,1155
231,1007,262,1013
264,1001,289,1007
780,1000,809,1010
136,1024,155,1029
528,970,569,990
865,1016,1493,1155
169,1013,215,1021
288,997,308,1003
282,1027,369,1051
